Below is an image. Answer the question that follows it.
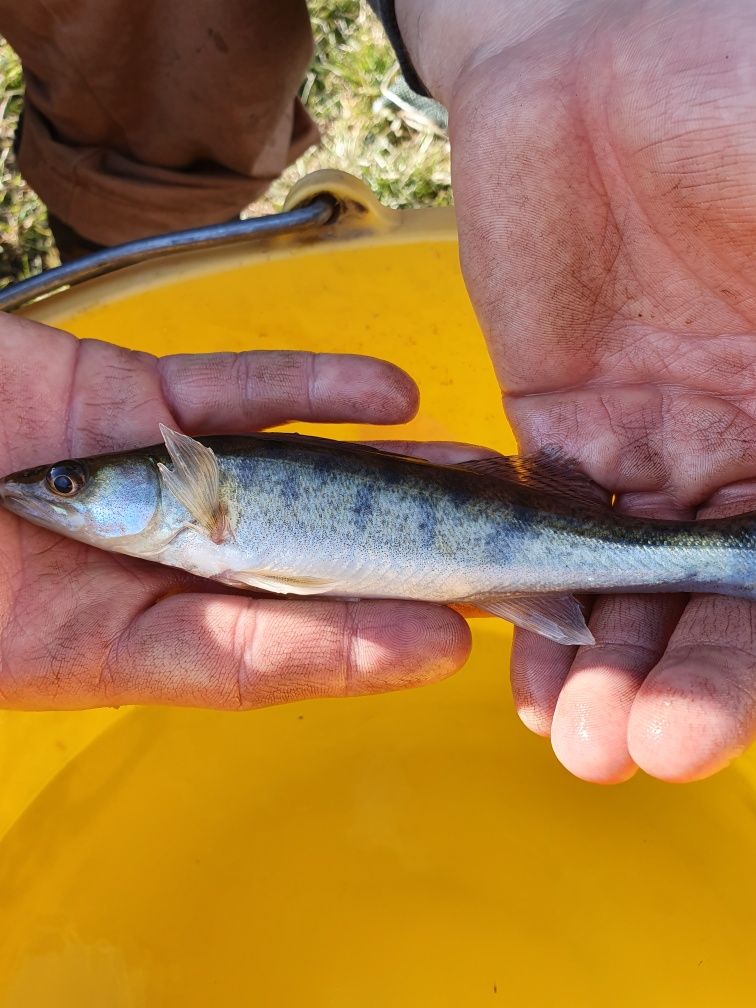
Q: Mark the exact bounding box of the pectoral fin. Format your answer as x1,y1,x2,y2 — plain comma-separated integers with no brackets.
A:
158,424,232,543
473,593,595,646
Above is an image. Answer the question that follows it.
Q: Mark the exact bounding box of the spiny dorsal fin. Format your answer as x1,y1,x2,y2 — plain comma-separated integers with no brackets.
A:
456,446,608,509
471,593,595,646
158,424,232,543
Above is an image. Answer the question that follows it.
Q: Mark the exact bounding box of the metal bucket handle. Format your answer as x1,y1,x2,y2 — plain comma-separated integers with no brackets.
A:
0,170,395,314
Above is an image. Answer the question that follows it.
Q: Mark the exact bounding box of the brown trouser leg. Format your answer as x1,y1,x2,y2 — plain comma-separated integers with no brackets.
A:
0,0,318,245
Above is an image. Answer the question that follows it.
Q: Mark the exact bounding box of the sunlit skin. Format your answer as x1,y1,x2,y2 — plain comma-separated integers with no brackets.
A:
400,0,756,782
0,315,471,711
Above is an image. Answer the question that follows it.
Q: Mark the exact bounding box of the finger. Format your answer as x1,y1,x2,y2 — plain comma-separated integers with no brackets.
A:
158,350,419,432
0,318,421,465
550,493,693,783
629,484,756,781
98,597,471,710
628,612,756,781
550,594,686,783
64,339,172,456
510,628,576,735
0,328,179,462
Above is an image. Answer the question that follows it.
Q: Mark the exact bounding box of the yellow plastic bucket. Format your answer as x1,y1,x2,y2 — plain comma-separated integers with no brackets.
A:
1,173,754,1006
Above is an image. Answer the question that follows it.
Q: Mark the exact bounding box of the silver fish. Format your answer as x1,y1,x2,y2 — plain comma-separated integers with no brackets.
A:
2,425,755,646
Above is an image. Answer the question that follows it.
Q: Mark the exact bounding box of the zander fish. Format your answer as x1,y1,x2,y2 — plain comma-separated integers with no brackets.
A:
2,425,755,646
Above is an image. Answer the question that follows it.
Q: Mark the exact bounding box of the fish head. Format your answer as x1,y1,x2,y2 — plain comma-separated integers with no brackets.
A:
0,451,162,546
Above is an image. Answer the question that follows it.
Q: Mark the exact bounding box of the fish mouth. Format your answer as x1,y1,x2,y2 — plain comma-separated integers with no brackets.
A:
0,484,84,532
0,486,34,515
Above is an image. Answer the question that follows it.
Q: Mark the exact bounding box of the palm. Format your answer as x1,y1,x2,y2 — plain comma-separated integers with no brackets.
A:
0,316,468,709
450,0,756,781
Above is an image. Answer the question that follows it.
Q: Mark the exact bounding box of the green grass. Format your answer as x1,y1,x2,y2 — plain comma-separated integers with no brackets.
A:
0,44,58,287
0,0,450,288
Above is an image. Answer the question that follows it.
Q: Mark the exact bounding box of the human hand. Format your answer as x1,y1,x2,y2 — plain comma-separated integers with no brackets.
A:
399,0,756,781
0,313,469,710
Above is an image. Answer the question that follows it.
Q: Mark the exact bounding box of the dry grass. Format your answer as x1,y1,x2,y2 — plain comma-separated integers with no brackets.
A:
0,0,450,289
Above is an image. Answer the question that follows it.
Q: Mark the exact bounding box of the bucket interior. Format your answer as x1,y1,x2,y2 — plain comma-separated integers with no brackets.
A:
1,226,755,1006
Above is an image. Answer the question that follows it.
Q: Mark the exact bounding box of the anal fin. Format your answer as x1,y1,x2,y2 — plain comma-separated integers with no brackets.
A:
471,593,595,646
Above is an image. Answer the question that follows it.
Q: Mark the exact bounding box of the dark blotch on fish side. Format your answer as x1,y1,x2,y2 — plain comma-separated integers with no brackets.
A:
283,480,301,504
416,493,437,549
351,484,374,528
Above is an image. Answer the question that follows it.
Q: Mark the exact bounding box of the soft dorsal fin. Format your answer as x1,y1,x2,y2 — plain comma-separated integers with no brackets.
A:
158,425,232,544
456,447,608,509
471,593,595,646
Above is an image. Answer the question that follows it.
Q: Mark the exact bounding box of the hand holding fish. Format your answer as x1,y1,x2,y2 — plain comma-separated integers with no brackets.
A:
400,0,756,782
0,313,469,710
5,0,756,790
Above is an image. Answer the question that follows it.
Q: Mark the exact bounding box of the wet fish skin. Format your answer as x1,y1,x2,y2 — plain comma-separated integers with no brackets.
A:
2,429,756,646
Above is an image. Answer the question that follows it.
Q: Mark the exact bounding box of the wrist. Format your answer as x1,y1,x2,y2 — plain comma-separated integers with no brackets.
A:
395,0,574,105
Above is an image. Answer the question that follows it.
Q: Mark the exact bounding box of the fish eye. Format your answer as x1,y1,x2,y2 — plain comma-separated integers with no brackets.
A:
45,461,87,498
